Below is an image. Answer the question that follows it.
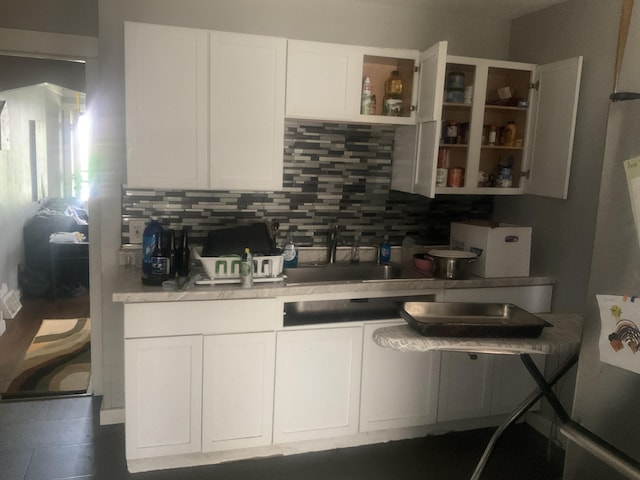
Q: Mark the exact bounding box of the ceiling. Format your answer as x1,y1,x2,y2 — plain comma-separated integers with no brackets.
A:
358,0,568,20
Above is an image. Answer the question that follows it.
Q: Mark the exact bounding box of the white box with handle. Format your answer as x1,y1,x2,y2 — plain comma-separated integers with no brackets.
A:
450,221,531,278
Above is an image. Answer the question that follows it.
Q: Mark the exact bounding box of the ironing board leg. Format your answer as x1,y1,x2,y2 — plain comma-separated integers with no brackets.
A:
469,352,579,480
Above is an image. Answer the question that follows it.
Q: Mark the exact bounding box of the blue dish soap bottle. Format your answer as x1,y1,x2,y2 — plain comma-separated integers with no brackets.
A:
283,234,298,268
379,235,391,264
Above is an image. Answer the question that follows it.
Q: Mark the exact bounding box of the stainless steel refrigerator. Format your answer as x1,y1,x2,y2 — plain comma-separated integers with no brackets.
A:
565,3,640,477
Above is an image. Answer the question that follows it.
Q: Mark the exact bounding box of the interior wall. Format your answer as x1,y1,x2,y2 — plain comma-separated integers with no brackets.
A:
494,0,621,313
95,0,512,414
0,0,98,37
0,86,48,291
123,0,511,58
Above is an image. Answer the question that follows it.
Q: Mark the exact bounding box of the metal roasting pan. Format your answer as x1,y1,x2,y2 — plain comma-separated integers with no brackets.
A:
398,302,551,338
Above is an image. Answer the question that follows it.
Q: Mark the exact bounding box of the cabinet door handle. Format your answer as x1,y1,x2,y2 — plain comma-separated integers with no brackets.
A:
505,235,519,243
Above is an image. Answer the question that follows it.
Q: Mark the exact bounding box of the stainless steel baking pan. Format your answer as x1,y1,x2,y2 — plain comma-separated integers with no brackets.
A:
398,302,550,338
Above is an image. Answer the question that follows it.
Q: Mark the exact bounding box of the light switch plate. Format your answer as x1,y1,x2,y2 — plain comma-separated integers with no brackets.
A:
129,219,146,244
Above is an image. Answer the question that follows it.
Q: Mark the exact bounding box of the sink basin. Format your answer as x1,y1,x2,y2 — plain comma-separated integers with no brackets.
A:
284,262,424,284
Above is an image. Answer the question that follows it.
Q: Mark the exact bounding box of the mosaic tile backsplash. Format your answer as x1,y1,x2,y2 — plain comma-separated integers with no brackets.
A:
121,120,493,249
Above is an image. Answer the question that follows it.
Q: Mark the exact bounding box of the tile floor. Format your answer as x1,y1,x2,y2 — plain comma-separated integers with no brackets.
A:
0,395,564,480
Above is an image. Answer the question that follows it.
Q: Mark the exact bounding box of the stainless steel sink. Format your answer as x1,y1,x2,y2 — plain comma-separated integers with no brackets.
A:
283,262,424,284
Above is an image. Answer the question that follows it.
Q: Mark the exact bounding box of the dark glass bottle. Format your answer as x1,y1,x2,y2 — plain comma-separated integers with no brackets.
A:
145,231,171,285
167,229,176,277
175,230,190,278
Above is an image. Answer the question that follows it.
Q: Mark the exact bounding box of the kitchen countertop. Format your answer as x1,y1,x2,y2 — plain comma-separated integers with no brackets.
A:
112,264,555,304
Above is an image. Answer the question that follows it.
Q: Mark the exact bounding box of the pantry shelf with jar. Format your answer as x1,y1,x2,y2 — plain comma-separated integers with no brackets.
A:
432,55,583,198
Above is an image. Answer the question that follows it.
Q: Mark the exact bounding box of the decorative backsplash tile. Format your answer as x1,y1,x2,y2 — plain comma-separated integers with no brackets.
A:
121,120,492,249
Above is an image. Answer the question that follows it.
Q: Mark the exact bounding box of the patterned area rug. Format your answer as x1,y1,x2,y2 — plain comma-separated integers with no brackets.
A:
3,318,91,399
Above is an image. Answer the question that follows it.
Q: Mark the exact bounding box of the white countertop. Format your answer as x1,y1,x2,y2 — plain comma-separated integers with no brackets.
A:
112,264,556,304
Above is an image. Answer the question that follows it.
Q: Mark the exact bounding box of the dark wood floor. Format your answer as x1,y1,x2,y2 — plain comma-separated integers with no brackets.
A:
0,294,90,394
0,395,565,479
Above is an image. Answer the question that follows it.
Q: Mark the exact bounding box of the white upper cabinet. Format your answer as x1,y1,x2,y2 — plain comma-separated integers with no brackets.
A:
125,22,209,189
415,42,448,122
210,32,286,191
125,23,286,191
285,40,363,121
430,55,582,198
286,40,421,125
525,57,583,199
391,41,447,197
125,23,580,199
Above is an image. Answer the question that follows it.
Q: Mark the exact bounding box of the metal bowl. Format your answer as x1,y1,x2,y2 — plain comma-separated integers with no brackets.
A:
427,249,477,279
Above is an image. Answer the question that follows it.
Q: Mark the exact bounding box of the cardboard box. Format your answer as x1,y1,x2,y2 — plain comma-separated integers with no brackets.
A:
450,221,531,278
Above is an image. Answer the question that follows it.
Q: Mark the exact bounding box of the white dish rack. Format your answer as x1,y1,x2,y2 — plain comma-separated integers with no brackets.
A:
193,247,284,281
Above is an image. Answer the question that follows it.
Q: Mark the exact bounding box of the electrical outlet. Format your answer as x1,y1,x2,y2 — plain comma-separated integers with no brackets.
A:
129,219,146,244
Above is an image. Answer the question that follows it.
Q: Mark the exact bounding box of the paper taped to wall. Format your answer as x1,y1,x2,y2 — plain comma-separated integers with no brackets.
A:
624,156,640,248
597,294,640,374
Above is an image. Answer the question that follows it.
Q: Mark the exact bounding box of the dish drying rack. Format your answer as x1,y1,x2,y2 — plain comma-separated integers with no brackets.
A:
192,247,285,285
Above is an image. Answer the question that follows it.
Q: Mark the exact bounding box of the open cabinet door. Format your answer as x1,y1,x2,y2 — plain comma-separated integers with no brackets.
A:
416,41,448,122
414,120,441,197
525,56,583,199
390,42,446,197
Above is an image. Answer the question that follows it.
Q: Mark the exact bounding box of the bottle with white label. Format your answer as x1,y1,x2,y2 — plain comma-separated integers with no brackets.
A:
240,247,253,288
436,148,450,187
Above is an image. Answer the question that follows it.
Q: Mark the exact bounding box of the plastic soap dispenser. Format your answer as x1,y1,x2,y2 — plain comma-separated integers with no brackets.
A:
379,235,391,264
240,247,253,288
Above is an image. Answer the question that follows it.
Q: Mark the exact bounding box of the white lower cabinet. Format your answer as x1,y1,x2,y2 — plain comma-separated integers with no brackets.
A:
490,353,545,416
125,335,203,460
273,326,363,443
437,352,494,422
125,331,276,459
360,321,440,431
438,285,552,422
123,284,556,468
202,332,276,452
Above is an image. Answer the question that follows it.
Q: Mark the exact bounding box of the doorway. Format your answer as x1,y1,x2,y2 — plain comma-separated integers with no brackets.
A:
0,54,91,399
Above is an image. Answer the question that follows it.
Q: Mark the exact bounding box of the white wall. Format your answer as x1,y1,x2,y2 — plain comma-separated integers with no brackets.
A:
124,0,511,57
0,85,50,291
494,0,620,313
94,0,513,415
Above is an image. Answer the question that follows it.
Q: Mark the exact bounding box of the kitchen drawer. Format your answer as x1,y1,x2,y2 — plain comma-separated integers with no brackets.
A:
124,299,282,338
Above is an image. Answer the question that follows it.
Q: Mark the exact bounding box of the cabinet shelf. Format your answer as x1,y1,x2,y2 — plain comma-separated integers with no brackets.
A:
443,102,472,109
440,143,468,148
481,145,524,150
484,104,528,111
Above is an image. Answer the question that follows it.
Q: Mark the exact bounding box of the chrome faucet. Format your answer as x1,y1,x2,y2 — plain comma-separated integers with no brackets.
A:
326,225,340,264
